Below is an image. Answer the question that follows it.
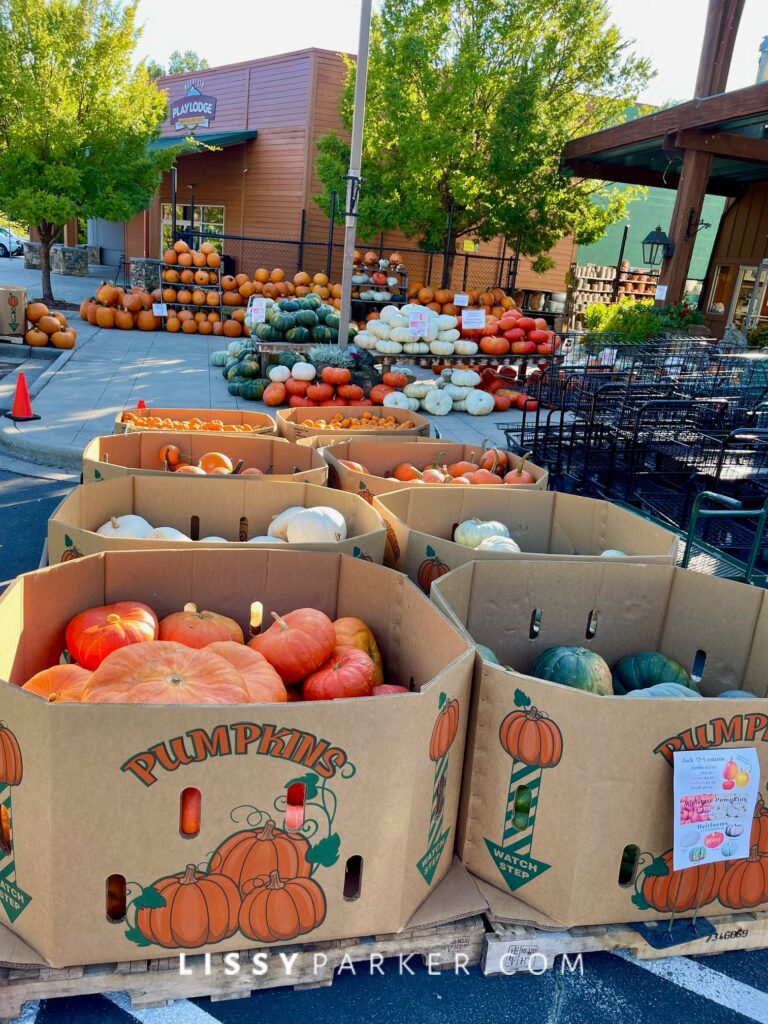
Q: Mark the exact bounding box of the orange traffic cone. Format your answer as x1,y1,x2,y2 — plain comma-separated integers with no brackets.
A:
4,373,40,422
136,399,146,409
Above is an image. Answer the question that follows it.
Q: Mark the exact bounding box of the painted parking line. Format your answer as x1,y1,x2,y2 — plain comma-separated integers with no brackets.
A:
614,951,768,1022
106,991,220,1023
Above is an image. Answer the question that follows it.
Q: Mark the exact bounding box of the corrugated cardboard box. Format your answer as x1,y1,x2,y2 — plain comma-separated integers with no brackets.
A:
277,406,430,442
374,488,678,591
431,560,768,926
0,286,27,337
0,549,474,966
48,478,385,563
82,432,327,485
320,440,548,498
115,408,276,435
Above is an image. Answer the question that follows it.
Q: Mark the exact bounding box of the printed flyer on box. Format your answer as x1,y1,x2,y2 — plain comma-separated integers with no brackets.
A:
673,748,760,871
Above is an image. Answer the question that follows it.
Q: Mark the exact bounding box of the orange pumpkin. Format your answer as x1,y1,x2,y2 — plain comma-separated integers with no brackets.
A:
51,329,76,349
719,852,768,909
66,601,159,670
222,319,242,338
22,664,90,702
137,309,160,331
25,328,48,346
303,648,378,700
499,706,563,767
479,447,509,473
434,290,453,306
96,283,119,306
81,641,249,704
181,319,197,334
26,302,49,324
136,863,241,948
263,382,287,406
382,372,408,389
78,297,92,321
642,850,725,913
206,642,287,703
159,602,244,648
166,316,181,333
321,367,352,386
429,696,460,760
211,818,311,893
238,870,326,942
248,609,335,685
336,384,364,402
368,384,393,405
480,336,510,356
206,251,221,268
38,314,62,335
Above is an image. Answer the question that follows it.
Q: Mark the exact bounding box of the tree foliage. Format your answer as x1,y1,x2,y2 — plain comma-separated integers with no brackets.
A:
146,49,209,80
314,0,654,270
0,0,180,301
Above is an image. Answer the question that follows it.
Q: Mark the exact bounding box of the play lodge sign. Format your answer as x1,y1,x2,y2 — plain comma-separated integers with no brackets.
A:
170,79,217,131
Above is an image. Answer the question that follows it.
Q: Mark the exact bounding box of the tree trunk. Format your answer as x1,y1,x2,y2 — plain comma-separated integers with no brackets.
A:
38,224,57,306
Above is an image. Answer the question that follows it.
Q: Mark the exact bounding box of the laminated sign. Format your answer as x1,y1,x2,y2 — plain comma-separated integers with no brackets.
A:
673,748,760,871
408,310,428,337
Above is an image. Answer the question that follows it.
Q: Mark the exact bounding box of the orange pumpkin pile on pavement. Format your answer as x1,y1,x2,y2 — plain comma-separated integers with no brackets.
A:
24,301,77,349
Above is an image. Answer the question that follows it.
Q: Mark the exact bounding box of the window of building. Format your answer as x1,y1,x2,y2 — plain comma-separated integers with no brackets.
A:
161,203,224,252
706,265,736,316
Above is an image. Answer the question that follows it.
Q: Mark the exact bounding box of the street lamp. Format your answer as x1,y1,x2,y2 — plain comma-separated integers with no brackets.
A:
642,226,675,267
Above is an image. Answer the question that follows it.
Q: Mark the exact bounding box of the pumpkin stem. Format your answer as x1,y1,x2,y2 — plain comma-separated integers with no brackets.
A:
271,612,288,631
266,869,284,890
183,602,198,614
514,452,532,477
106,613,121,625
250,601,263,634
181,864,198,885
431,451,446,469
110,516,120,529
257,819,276,841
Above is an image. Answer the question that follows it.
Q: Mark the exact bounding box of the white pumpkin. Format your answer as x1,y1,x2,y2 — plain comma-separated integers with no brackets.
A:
145,526,191,541
437,329,460,343
287,507,348,544
451,369,481,387
268,506,306,540
354,331,377,350
291,362,317,381
96,514,153,539
600,549,627,558
437,314,459,331
376,339,403,354
403,341,430,354
443,383,474,400
454,340,479,356
379,305,401,324
390,327,413,344
454,518,511,549
249,536,287,544
198,536,228,543
383,391,412,409
423,319,439,341
404,380,437,399
268,365,291,383
453,399,468,412
367,320,390,339
421,389,453,416
465,389,495,416
430,340,455,356
389,314,407,329
476,535,522,553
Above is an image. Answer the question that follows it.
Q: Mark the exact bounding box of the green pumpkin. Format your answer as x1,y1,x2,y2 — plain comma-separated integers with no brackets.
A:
278,352,299,369
227,340,246,356
239,380,266,401
226,363,245,382
210,349,229,367
312,325,332,343
235,360,262,380
325,312,340,331
271,312,295,333
279,299,300,312
227,381,243,397
530,645,612,695
315,304,330,323
612,652,693,694
305,294,322,309
327,327,339,343
348,323,359,339
476,644,499,664
295,309,318,329
254,323,282,342
625,683,703,699
286,326,310,343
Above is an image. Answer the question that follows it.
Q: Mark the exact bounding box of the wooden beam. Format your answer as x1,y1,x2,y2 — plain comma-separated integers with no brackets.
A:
563,158,743,198
562,81,768,163
694,0,745,97
657,149,714,305
672,129,768,164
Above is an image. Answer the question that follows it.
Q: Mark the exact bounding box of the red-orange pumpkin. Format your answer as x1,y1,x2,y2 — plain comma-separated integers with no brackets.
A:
66,601,159,670
382,372,408,389
22,664,91,702
306,382,335,404
336,384,364,402
321,367,352,386
332,617,384,685
206,642,287,703
238,870,326,942
303,648,378,700
248,609,335,685
136,863,241,948
159,603,244,648
263,382,287,406
210,819,311,890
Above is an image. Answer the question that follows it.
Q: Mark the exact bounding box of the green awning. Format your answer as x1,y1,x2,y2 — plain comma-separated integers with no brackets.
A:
150,130,257,151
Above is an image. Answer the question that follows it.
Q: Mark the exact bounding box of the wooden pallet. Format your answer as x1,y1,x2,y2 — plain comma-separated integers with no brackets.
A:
483,908,768,974
0,914,487,1022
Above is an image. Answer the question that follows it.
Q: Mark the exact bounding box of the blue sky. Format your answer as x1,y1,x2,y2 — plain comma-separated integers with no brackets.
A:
135,0,765,106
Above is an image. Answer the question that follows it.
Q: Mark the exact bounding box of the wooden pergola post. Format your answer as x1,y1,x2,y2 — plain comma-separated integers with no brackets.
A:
657,0,745,304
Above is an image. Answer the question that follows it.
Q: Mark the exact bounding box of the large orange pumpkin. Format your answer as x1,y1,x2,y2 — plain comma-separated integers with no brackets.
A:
499,706,563,768
211,819,311,891
25,328,48,347
137,309,160,331
66,601,159,670
238,870,326,943
38,314,62,335
332,617,384,685
719,852,768,909
642,851,725,913
429,696,460,760
206,642,287,703
26,302,49,324
123,293,142,314
96,284,119,306
0,725,22,786
136,864,241,948
303,649,377,700
115,308,134,330
22,664,90,702
81,641,249,704
159,603,244,647
222,319,242,338
263,382,287,406
248,609,335,685
51,330,76,349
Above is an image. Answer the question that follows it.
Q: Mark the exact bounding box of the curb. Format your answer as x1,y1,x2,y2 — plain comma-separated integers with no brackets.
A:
0,424,84,471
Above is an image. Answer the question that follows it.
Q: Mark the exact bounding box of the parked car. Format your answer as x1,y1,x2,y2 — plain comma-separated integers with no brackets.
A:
0,228,25,258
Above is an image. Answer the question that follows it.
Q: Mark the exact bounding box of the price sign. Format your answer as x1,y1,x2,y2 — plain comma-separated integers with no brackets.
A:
655,284,667,300
453,293,469,307
461,307,486,330
673,748,759,871
152,303,168,317
250,298,267,324
408,309,428,337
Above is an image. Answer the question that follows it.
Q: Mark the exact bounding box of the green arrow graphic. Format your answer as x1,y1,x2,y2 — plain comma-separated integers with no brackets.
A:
417,753,450,884
0,786,31,923
484,759,550,894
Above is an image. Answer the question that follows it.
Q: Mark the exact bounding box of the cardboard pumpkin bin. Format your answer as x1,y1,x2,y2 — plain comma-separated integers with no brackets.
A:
82,432,327,485
277,406,430,443
319,440,548,499
431,559,768,927
374,488,678,593
0,549,474,966
115,407,276,435
48,478,385,564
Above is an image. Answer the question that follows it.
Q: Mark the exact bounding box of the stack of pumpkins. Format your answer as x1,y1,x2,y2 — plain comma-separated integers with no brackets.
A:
79,284,161,332
24,303,77,349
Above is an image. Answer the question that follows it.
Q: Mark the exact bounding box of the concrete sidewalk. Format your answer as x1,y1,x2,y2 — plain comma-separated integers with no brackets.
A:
0,318,523,469
0,258,113,305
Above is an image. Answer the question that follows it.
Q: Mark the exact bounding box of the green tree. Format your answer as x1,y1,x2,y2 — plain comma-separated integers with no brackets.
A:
0,0,180,303
146,50,209,80
315,0,654,273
